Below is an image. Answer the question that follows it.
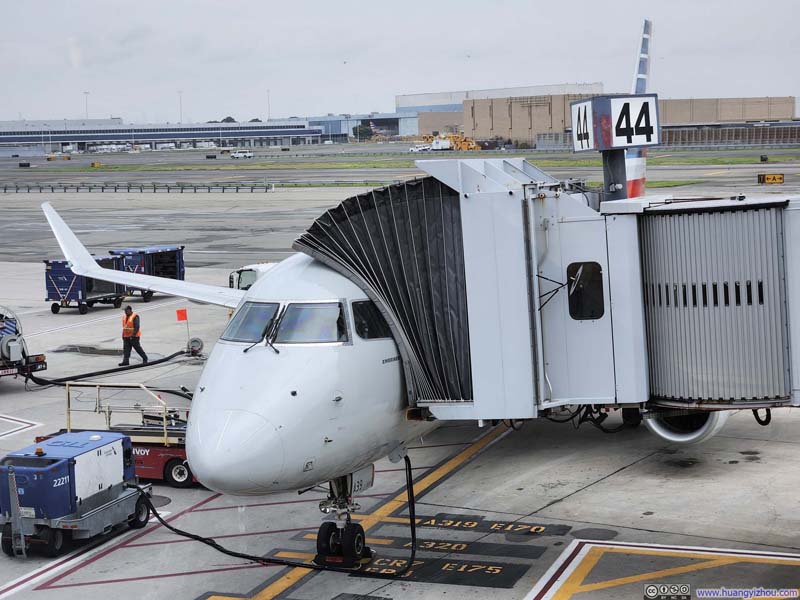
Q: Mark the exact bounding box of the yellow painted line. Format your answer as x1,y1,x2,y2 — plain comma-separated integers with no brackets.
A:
301,533,395,546
704,169,727,176
352,514,418,525
574,557,738,594
550,547,604,600
208,424,508,600
546,545,800,599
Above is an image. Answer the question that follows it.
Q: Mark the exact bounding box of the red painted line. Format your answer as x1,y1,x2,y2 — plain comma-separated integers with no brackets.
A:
192,491,390,513
0,414,36,426
43,563,272,590
36,492,222,590
532,541,586,600
126,526,316,548
0,539,107,597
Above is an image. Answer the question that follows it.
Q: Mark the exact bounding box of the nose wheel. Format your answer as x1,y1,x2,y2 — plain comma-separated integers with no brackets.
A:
314,520,370,568
313,475,373,568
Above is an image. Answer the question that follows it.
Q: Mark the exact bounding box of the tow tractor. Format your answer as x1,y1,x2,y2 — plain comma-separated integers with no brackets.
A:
1,431,151,558
36,382,195,488
0,306,46,381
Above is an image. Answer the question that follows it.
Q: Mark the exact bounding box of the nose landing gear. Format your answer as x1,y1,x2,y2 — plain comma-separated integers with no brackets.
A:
314,475,373,568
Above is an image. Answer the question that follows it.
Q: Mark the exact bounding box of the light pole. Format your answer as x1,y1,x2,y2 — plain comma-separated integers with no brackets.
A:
178,90,183,124
83,91,90,119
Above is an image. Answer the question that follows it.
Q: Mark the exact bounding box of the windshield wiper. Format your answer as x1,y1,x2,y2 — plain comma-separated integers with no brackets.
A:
264,305,287,354
243,309,281,354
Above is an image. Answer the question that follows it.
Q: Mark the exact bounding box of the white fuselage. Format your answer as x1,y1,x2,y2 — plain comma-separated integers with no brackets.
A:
186,253,438,495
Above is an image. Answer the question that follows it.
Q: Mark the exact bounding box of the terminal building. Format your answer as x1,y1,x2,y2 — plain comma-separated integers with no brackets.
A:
0,118,323,155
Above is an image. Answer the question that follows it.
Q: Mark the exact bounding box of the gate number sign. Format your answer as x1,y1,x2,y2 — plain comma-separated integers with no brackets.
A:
571,94,660,152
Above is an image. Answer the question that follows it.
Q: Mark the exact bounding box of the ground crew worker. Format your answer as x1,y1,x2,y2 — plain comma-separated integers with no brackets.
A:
119,305,148,366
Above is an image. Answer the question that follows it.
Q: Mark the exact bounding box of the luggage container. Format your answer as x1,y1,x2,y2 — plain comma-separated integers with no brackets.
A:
109,245,185,302
0,431,151,558
44,257,126,314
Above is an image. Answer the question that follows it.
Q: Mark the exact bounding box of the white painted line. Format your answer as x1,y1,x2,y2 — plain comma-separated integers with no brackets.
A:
25,299,182,338
0,415,42,440
0,533,133,599
523,539,800,600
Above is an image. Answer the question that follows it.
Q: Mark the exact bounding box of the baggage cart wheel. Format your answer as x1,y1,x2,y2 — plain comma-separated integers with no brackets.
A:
128,496,150,529
78,303,89,315
316,522,341,556
113,297,123,309
42,527,67,558
142,291,154,303
50,303,60,314
1,523,13,557
164,459,193,488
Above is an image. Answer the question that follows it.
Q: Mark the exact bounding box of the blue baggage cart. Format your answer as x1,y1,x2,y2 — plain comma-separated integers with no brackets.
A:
0,431,151,557
109,245,185,302
44,257,127,315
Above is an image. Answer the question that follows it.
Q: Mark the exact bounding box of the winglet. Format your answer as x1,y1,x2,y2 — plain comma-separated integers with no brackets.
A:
40,202,247,309
41,202,99,275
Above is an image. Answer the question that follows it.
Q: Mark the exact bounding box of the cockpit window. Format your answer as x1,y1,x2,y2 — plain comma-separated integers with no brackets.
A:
352,301,392,340
221,302,279,343
274,302,348,343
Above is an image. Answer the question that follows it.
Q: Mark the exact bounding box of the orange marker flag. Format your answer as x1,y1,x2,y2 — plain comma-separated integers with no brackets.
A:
176,308,188,322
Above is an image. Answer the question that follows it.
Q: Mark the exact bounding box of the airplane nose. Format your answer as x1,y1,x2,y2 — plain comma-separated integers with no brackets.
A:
187,409,285,495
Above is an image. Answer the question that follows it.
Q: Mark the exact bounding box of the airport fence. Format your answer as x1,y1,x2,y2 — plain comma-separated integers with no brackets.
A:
0,181,395,193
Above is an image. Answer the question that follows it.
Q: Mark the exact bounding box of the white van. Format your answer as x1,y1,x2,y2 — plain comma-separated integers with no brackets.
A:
230,150,254,159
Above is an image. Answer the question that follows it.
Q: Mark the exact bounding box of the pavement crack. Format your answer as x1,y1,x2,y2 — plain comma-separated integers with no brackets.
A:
529,450,660,515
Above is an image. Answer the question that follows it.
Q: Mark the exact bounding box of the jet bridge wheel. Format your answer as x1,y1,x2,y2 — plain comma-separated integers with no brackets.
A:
1,524,12,557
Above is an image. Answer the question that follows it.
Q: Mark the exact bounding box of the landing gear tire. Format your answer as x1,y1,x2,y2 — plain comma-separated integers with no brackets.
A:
128,496,150,529
622,408,642,428
142,291,154,303
78,303,88,315
50,303,60,314
1,524,13,557
42,527,67,557
341,523,365,559
164,459,193,488
316,522,341,556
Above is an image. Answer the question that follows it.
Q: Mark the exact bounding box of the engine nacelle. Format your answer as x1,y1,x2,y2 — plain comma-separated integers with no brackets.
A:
643,409,729,444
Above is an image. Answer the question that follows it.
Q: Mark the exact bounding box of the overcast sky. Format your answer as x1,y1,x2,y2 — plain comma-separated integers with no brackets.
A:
2,0,797,124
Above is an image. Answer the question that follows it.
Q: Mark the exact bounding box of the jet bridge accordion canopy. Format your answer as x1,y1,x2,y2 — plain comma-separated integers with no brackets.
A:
640,203,791,404
294,177,473,403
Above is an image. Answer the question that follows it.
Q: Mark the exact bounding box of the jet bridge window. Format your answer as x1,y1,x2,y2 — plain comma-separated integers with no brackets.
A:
275,302,348,344
352,300,392,340
221,302,279,343
567,262,604,320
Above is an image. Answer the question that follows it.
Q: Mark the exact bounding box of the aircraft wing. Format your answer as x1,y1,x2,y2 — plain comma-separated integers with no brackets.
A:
42,202,245,309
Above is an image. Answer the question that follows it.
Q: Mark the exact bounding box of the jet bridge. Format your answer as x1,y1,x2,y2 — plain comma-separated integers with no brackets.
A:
294,158,800,422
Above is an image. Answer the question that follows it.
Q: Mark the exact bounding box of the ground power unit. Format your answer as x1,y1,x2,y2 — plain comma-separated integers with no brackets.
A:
295,157,800,443
0,431,150,557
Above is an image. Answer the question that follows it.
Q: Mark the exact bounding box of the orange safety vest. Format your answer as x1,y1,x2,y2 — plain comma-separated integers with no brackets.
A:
122,313,141,338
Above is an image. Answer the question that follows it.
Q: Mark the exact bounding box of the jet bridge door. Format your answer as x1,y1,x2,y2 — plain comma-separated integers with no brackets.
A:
534,189,616,408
